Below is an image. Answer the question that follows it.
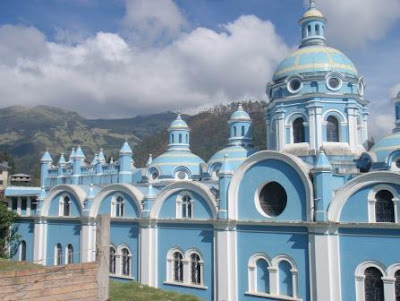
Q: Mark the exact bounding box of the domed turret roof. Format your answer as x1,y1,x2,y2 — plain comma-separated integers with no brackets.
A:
369,132,400,162
273,46,358,81
169,113,189,129
208,145,255,171
302,8,324,18
230,103,251,121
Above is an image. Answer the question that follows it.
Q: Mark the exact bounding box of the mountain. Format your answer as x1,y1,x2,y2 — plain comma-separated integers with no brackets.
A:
0,101,266,183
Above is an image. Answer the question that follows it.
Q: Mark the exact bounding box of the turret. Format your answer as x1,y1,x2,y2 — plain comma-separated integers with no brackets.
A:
299,0,327,48
72,145,85,185
96,148,105,174
228,102,253,147
57,153,66,185
394,92,400,133
218,155,233,219
119,140,133,183
312,149,333,221
40,150,52,188
167,113,190,151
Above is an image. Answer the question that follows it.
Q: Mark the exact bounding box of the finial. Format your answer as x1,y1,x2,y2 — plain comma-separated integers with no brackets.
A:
176,110,182,120
237,101,243,111
309,0,316,9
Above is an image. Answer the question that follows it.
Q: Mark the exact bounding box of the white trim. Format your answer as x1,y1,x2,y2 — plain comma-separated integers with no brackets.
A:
355,261,387,301
176,192,194,219
328,171,400,222
18,240,26,261
185,249,205,286
166,247,185,283
228,151,313,221
248,253,272,293
367,184,399,223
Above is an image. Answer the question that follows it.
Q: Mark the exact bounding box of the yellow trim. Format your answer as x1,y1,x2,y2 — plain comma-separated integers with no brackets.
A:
286,47,343,58
151,163,201,166
275,63,357,76
158,154,200,158
209,157,248,162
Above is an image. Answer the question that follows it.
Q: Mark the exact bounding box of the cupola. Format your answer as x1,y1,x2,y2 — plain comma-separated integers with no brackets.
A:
299,0,327,47
168,113,190,151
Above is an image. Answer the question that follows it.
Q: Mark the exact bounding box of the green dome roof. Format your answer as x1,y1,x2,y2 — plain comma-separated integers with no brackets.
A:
273,46,358,81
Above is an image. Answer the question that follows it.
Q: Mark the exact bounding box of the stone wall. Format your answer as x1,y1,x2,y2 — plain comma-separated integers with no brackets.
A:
0,262,100,301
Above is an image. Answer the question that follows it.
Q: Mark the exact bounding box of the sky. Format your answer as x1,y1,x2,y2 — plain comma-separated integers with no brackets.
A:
0,0,399,140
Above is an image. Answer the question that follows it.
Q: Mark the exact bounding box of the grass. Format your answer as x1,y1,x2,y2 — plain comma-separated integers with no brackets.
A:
110,281,202,301
0,258,45,271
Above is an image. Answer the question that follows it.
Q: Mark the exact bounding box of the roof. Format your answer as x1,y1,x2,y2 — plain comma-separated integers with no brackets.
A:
273,46,358,81
370,131,400,162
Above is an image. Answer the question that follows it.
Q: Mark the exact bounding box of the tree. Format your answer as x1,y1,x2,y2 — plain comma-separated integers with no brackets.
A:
0,196,18,258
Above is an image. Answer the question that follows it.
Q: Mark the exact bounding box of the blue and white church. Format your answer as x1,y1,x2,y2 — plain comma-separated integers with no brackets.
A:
5,1,400,300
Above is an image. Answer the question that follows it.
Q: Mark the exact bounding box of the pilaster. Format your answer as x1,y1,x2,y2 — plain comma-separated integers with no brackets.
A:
139,220,158,286
33,217,47,265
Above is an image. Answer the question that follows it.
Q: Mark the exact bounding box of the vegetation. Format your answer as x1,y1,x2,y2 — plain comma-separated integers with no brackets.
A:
0,258,44,271
0,198,18,258
109,281,201,301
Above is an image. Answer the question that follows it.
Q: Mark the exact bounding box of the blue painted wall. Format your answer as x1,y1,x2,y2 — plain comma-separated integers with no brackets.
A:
157,223,214,300
236,225,310,301
48,192,81,217
11,221,35,262
237,160,307,221
46,220,81,265
98,192,139,218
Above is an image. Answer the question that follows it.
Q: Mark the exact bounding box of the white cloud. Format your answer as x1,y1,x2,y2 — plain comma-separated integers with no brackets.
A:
316,0,400,48
122,0,188,46
0,15,288,118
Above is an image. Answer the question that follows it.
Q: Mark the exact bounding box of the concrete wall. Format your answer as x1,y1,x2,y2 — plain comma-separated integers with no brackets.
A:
0,262,100,301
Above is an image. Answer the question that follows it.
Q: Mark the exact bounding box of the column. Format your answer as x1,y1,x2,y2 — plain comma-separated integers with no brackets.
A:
33,217,47,265
347,102,358,153
81,218,96,262
17,197,22,215
215,222,237,301
382,277,396,301
139,221,158,287
274,104,286,151
307,103,317,153
309,226,341,301
268,267,278,294
27,197,31,216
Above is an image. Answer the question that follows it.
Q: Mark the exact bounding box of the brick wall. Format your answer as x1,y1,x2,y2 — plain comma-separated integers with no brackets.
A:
0,262,100,301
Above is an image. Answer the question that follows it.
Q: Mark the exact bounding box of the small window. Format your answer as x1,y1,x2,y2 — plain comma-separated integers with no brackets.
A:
375,190,395,222
364,267,384,301
110,247,116,274
176,170,188,180
63,196,70,216
259,182,287,217
121,248,131,276
190,253,201,285
326,76,342,91
279,260,294,297
182,195,193,218
293,117,305,143
241,125,245,136
256,258,270,293
315,24,320,35
173,252,183,282
395,270,400,300
287,78,302,94
116,196,125,217
307,25,311,35
12,198,17,211
21,198,27,211
179,134,182,143
234,126,237,137
55,244,62,266
172,134,175,143
326,116,340,142
66,244,74,264
186,134,188,144
19,241,26,261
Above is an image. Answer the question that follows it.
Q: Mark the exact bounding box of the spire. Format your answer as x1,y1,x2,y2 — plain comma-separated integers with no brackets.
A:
41,150,52,163
119,140,133,155
91,154,99,165
98,148,106,163
69,147,76,161
146,154,153,166
314,148,332,171
75,145,85,159
38,186,47,201
309,0,316,9
219,154,233,176
58,153,66,165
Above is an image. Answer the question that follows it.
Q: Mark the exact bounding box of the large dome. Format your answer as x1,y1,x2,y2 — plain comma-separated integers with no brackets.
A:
369,132,400,162
273,46,358,81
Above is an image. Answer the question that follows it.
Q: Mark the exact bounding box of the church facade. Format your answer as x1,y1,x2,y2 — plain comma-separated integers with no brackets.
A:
5,1,400,300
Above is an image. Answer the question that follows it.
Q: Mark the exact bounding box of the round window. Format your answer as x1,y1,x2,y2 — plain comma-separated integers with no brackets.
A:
326,76,342,91
176,170,187,180
287,78,302,94
151,171,159,180
258,182,287,217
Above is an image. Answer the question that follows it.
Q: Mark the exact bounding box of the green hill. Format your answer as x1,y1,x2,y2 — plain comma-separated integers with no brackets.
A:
0,101,266,184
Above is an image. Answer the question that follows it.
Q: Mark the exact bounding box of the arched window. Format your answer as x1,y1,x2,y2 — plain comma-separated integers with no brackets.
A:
66,244,74,264
179,134,182,143
395,270,400,300
55,243,62,266
116,196,125,217
279,260,293,297
173,252,183,282
315,24,320,35
256,258,270,293
19,240,26,261
241,125,245,136
182,195,193,218
326,116,339,142
190,253,201,285
172,134,175,143
364,267,384,301
110,247,116,274
234,126,237,137
186,134,188,144
307,25,311,35
293,117,305,143
63,196,70,216
121,248,131,276
375,190,395,222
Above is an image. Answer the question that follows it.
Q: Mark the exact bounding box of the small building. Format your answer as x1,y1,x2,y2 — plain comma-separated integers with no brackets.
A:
0,162,10,193
10,174,32,186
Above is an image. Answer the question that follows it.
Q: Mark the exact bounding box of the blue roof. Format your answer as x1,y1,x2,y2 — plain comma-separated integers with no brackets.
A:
273,46,358,81
208,145,256,171
75,146,85,158
230,103,251,121
169,114,189,129
41,151,53,162
370,131,400,162
120,140,133,154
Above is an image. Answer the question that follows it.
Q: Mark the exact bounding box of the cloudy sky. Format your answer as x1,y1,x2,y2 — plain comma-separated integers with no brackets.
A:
0,0,399,140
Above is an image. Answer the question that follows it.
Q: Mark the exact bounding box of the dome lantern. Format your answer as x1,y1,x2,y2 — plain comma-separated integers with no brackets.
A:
168,112,190,151
228,102,253,147
299,0,327,48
